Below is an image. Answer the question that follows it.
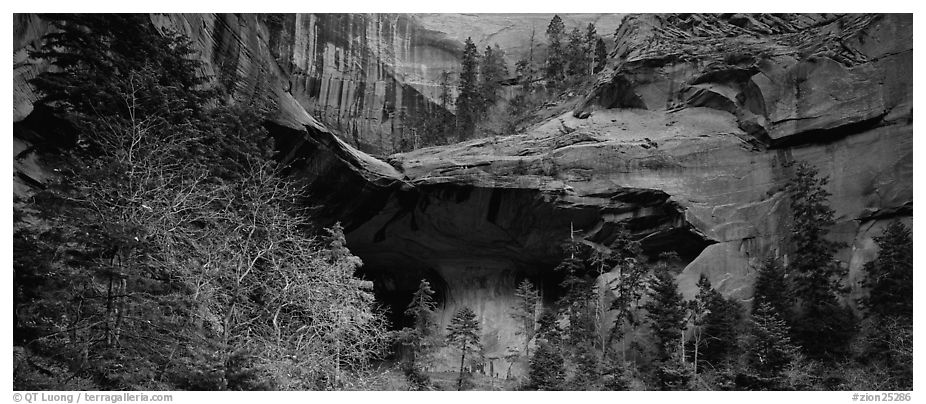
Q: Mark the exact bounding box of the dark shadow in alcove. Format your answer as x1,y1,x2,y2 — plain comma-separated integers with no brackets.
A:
358,265,449,331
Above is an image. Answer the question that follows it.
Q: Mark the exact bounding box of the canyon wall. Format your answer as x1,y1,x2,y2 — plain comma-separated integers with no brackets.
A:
267,13,623,153
15,13,623,155
345,13,913,375
13,13,912,379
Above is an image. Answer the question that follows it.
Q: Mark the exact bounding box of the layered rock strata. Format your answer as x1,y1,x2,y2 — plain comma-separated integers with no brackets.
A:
13,13,912,378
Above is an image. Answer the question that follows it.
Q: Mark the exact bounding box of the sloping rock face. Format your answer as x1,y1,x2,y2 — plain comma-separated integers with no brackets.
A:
14,13,623,156
358,13,912,375
13,13,406,202
13,13,912,379
572,13,912,302
263,13,459,153
264,13,624,153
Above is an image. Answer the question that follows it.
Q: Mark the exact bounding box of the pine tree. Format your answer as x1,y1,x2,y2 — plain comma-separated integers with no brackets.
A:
400,279,440,389
753,257,792,321
741,303,799,390
690,275,743,370
406,70,457,148
644,254,692,390
859,221,913,388
456,37,481,140
566,27,587,77
643,256,686,362
529,339,566,390
604,226,647,361
29,14,216,162
31,14,212,123
515,26,537,87
535,309,562,344
406,279,438,335
861,221,913,320
787,162,844,302
594,37,608,73
545,15,566,85
569,342,601,390
600,351,634,390
528,310,565,390
554,235,602,387
655,350,693,390
479,44,508,115
17,14,397,391
584,23,598,76
786,162,855,359
555,238,595,346
446,306,482,390
701,294,743,368
511,279,540,357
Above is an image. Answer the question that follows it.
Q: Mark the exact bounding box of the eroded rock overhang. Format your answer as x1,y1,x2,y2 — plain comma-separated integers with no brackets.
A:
14,13,913,378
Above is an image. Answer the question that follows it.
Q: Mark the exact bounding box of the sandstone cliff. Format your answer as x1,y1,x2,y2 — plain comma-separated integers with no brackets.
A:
334,13,913,375
15,13,623,156
13,13,912,379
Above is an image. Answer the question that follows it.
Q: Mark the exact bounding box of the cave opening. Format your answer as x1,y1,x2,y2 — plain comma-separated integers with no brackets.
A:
510,264,568,306
358,265,449,331
357,260,569,330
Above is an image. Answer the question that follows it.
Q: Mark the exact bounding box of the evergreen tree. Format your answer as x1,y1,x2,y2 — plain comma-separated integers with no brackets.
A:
655,350,693,390
479,44,508,115
701,293,743,368
689,275,743,370
584,23,598,76
17,15,394,390
528,310,565,390
644,254,691,390
446,306,482,390
29,14,270,182
643,256,686,362
456,37,481,140
604,226,647,361
600,352,634,390
566,27,588,77
30,14,212,131
406,279,438,335
594,37,608,73
859,221,913,388
536,309,563,344
554,236,594,347
861,221,913,320
511,279,540,357
740,303,800,390
515,26,537,87
405,70,457,149
753,257,792,321
399,279,440,389
568,342,601,390
554,236,601,387
545,15,566,85
787,162,845,301
529,339,566,390
786,162,855,359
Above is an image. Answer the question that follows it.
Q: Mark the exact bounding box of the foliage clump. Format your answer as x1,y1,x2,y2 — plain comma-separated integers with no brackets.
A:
14,13,390,391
